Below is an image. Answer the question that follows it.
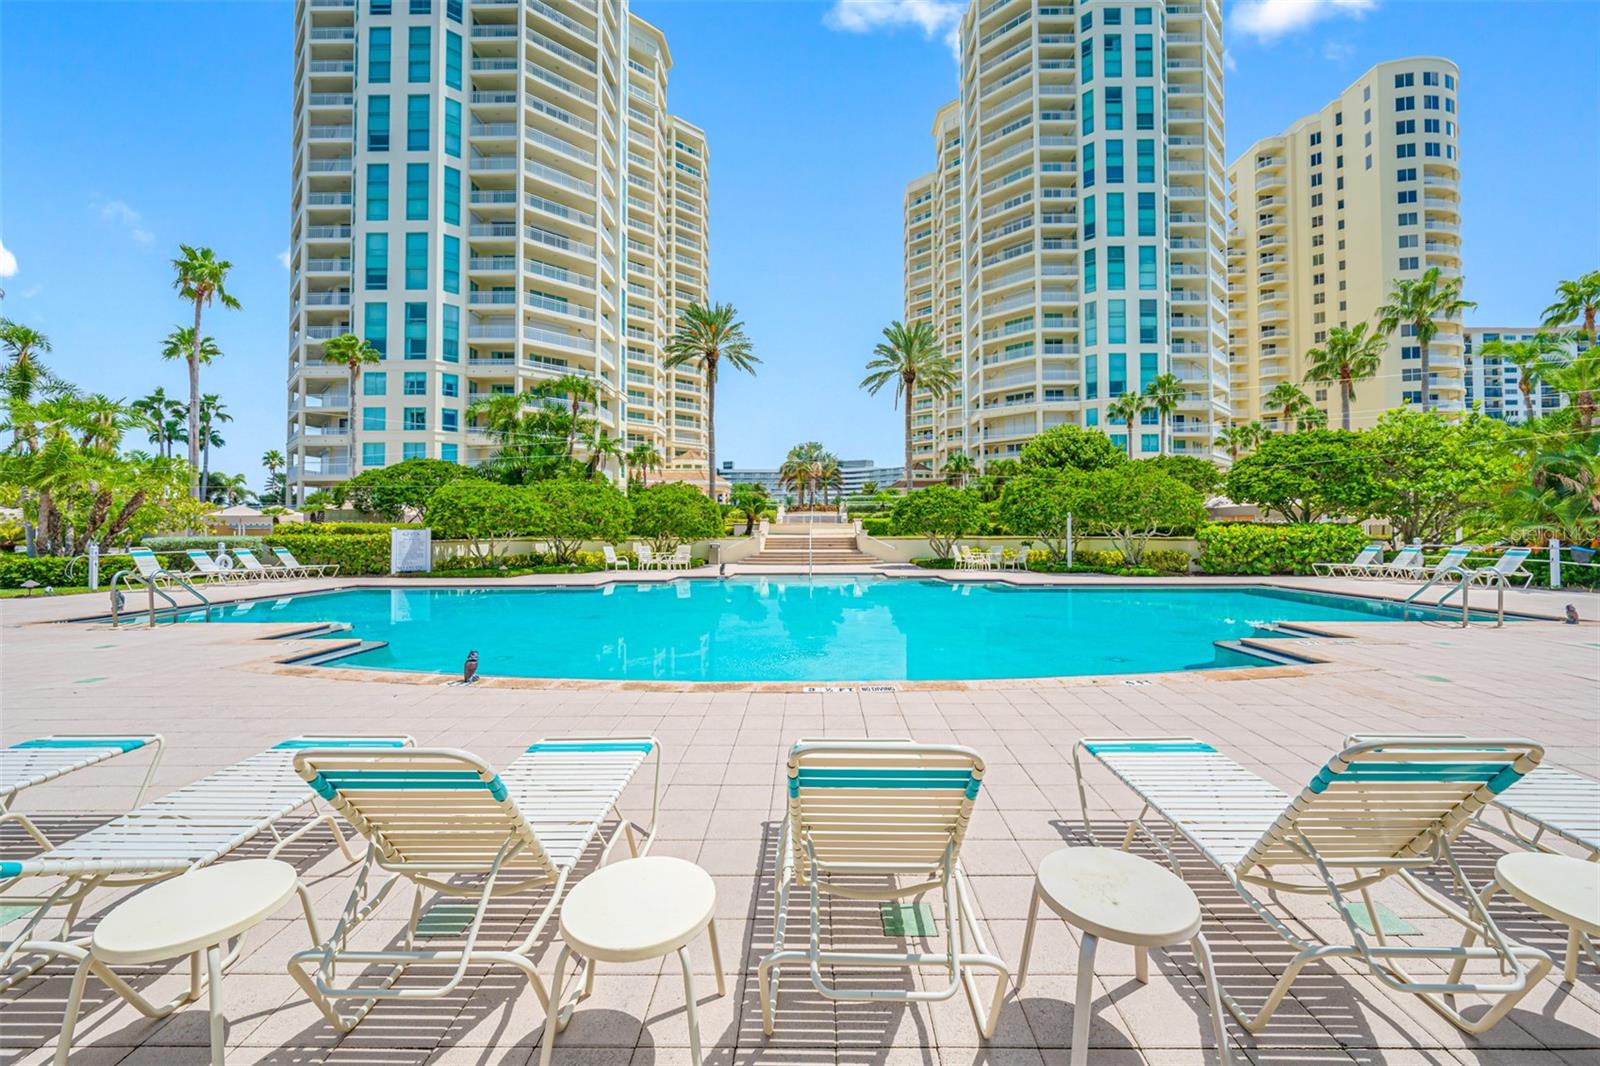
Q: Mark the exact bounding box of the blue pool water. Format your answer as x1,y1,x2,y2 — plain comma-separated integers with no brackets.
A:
170,579,1477,682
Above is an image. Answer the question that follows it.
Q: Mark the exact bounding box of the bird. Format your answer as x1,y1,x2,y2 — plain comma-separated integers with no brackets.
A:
719,562,727,579
463,650,479,684
1565,604,1579,625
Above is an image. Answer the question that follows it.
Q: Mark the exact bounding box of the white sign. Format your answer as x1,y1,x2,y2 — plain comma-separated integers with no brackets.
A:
390,528,433,574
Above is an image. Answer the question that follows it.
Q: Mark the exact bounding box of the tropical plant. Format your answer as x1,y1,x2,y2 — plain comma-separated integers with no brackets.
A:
625,441,662,488
942,451,976,488
527,477,632,563
425,479,539,563
1215,421,1266,461
629,481,723,552
1363,409,1517,544
1107,392,1147,449
261,448,286,504
2,318,63,555
1375,267,1476,414
209,472,252,506
171,245,240,496
1223,429,1378,523
1303,322,1387,431
888,484,980,559
729,482,770,535
533,373,598,461
1017,424,1125,474
1137,455,1222,496
1541,346,1600,430
859,320,955,487
1263,381,1313,430
1542,270,1600,343
341,458,469,520
779,442,830,509
1473,331,1568,417
1073,464,1207,566
996,472,1085,561
664,302,758,497
196,393,230,502
132,386,187,459
1141,373,1185,456
322,332,381,466
585,429,624,479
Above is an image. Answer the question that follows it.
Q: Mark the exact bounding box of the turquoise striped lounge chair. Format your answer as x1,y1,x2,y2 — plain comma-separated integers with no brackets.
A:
286,736,661,1034
757,739,1010,1040
1074,735,1551,1035
1,735,164,850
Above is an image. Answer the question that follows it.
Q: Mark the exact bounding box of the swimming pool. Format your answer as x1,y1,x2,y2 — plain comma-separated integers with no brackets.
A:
171,578,1479,682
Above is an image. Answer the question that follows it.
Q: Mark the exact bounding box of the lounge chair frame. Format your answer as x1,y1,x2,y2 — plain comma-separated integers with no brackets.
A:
272,546,338,577
1074,735,1552,1036
184,549,247,584
1313,544,1382,577
1,735,165,851
231,548,296,580
758,740,1010,1040
285,736,661,1034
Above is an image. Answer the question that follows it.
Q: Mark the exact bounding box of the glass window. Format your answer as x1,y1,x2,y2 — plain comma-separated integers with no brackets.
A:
363,370,387,396
1108,300,1127,344
442,236,460,294
370,0,390,12
364,233,388,290
402,442,426,460
403,371,427,396
1085,301,1097,346
1083,142,1095,188
407,94,429,151
369,28,390,83
442,304,460,362
410,0,430,11
1086,408,1100,427
1134,34,1152,77
446,0,462,21
363,406,386,431
1084,195,1097,240
1082,90,1095,135
366,95,389,151
405,233,428,289
1084,248,1097,293
404,301,427,358
1138,245,1156,289
1105,140,1125,184
1139,300,1158,344
441,373,459,398
363,442,385,467
443,166,461,224
363,302,387,357
366,163,389,221
1141,433,1159,453
440,443,459,463
408,26,430,82
444,99,461,158
1105,87,1122,130
1080,38,1093,82
1104,34,1121,77
1137,192,1155,236
1084,355,1099,400
441,408,459,432
1106,193,1125,236
403,407,427,431
1139,352,1158,390
1135,7,1152,23
406,163,428,219
1136,139,1154,182
445,30,462,89
1107,246,1125,289
1109,352,1127,395
1135,86,1154,131
1104,8,1121,24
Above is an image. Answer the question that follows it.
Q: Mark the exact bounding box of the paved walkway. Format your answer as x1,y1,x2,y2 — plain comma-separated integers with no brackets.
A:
2,573,1597,1064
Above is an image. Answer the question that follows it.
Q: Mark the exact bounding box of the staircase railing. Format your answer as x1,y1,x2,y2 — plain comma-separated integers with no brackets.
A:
109,568,214,627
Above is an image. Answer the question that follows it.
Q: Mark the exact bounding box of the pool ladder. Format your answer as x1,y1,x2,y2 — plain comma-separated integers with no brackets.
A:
1404,568,1505,628
108,568,213,627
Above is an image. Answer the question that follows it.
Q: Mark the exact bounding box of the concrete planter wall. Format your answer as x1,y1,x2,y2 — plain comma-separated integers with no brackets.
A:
855,534,1202,566
429,537,752,566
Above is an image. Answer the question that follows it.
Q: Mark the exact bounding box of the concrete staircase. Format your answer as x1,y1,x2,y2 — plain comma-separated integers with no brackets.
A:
739,525,882,567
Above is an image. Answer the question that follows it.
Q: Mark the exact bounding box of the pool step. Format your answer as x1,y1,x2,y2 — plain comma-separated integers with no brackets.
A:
742,531,884,566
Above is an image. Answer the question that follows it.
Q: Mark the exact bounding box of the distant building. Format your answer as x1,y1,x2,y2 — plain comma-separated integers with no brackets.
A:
718,459,906,500
1463,327,1572,424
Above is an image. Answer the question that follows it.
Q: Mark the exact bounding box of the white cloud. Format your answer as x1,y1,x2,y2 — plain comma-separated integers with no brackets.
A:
19,285,42,300
0,238,16,278
93,197,154,244
278,248,292,270
824,0,964,57
1322,38,1356,62
1231,0,1375,42
1223,49,1239,72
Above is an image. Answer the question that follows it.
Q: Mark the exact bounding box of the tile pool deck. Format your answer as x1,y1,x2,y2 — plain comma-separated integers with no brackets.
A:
2,572,1598,1065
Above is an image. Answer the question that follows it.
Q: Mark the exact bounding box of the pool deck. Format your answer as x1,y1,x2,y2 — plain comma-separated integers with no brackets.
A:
3,572,1598,1065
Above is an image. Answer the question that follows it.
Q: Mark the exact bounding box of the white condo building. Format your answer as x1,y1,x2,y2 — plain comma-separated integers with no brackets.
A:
286,0,709,504
1463,326,1572,424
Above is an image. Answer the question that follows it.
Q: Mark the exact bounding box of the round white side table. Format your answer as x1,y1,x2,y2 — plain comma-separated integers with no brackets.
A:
1452,851,1600,984
1017,846,1232,1066
55,859,306,1066
540,855,725,1066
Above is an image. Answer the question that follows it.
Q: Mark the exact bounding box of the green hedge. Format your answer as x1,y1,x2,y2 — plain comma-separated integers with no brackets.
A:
0,555,137,589
270,532,390,575
300,522,423,535
1196,522,1368,575
145,535,266,553
859,516,892,537
1142,548,1192,574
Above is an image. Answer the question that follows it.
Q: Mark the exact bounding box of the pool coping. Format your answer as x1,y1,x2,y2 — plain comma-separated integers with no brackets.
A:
50,573,1556,692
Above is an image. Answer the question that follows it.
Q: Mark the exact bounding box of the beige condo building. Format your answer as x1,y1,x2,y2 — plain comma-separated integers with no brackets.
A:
904,0,1231,469
286,0,709,504
1226,57,1463,431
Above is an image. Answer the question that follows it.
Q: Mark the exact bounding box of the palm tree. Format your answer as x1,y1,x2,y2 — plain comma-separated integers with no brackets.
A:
1544,347,1600,430
1216,422,1252,461
210,472,252,506
860,320,953,488
1542,270,1600,344
1263,381,1312,430
1477,331,1570,417
197,394,230,500
159,327,221,475
322,332,381,469
1,319,59,555
1108,391,1147,451
943,451,976,488
1142,372,1185,455
261,448,286,503
585,430,624,479
816,452,843,507
132,386,185,458
171,245,241,496
779,442,826,508
729,482,770,534
625,441,662,488
1303,322,1387,430
76,394,130,454
533,372,597,460
1375,267,1476,414
665,302,758,497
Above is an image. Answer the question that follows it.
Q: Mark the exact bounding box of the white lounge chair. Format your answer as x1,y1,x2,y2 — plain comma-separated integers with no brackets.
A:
124,547,177,586
1314,544,1383,576
1465,546,1535,588
1478,764,1600,860
602,545,630,570
272,546,339,577
184,549,246,584
1374,546,1425,579
231,547,295,580
1074,734,1551,1034
758,739,1010,1040
1413,546,1473,583
286,736,662,1033
0,735,413,990
1,735,164,850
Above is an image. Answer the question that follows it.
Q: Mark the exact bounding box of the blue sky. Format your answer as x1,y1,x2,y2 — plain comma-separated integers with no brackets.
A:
1,1,1595,484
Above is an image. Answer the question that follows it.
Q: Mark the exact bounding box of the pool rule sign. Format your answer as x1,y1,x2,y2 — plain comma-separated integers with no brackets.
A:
390,528,432,575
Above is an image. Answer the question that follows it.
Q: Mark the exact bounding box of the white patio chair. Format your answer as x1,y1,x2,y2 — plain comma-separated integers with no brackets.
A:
602,545,630,570
272,546,338,577
1,735,164,850
231,548,295,580
184,549,247,584
1313,544,1382,576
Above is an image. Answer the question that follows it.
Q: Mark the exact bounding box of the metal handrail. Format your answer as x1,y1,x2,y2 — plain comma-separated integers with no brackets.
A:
108,568,213,627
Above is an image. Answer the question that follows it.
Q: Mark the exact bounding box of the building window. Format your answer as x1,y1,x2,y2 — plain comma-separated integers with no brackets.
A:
1135,86,1154,131
407,94,429,151
1080,38,1094,82
1105,140,1124,184
408,26,430,82
1141,433,1159,453
405,233,428,289
368,28,390,83
410,0,430,12
1108,300,1127,345
371,0,390,12
1084,249,1097,293
363,406,386,431
402,442,426,460
443,165,461,224
363,302,387,357
1103,34,1122,77
1134,33,1152,76
441,408,459,432
441,373,459,398
1399,256,1419,271
1136,139,1154,183
1137,192,1155,236
1139,299,1157,344
1109,352,1127,396
1085,301,1097,346
364,233,388,290
445,30,462,89
1083,142,1095,188
1082,90,1095,135
406,163,428,220
1106,192,1125,236
440,443,459,463
365,163,389,221
1105,87,1123,130
1138,245,1156,289
1107,246,1125,290
444,99,461,158
403,407,427,431
1084,194,1096,240
442,304,460,362
1084,355,1098,400
403,371,427,396
367,95,390,151
1394,72,1414,88
404,301,427,358
442,236,460,294
363,442,385,467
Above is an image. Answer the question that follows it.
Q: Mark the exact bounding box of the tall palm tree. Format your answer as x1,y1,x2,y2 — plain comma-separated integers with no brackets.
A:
261,448,285,503
1216,422,1252,461
585,430,624,479
76,394,130,454
533,372,597,460
171,245,241,496
779,441,826,508
132,386,184,458
1263,381,1312,430
1303,322,1387,430
197,393,230,500
625,441,662,488
1542,270,1600,344
816,451,843,507
1375,267,1476,414
665,301,758,498
1544,347,1600,430
210,472,252,506
323,332,381,469
1108,391,1147,451
1476,331,1570,418
1,319,59,555
159,327,221,475
860,320,953,488
943,451,976,488
1142,372,1185,455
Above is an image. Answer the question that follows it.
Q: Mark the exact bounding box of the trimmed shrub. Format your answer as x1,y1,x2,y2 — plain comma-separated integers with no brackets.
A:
1196,522,1368,575
297,522,425,535
145,535,267,553
890,485,981,558
526,478,631,563
630,483,723,552
1142,548,1192,574
0,555,137,589
859,515,892,538
1073,548,1125,570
